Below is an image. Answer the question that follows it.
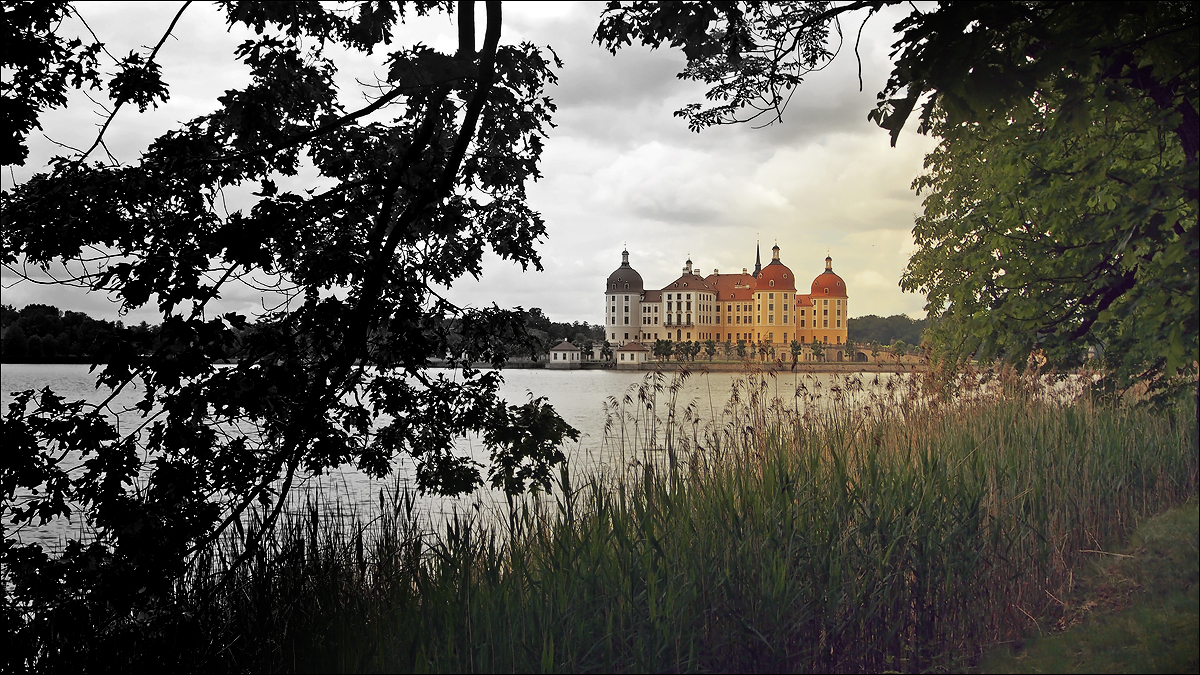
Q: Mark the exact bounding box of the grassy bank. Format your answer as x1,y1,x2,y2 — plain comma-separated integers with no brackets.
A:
979,500,1198,673
22,370,1200,672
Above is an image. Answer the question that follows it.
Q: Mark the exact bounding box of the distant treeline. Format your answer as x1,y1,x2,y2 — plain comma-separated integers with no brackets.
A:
847,314,927,347
521,308,605,355
1,303,157,363
1,303,603,363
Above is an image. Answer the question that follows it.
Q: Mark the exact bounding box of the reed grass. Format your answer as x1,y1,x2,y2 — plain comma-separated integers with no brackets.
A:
72,368,1200,672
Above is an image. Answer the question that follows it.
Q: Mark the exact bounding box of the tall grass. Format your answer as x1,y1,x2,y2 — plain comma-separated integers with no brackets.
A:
56,368,1200,672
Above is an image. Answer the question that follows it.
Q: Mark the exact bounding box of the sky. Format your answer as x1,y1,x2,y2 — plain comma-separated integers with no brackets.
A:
3,1,938,325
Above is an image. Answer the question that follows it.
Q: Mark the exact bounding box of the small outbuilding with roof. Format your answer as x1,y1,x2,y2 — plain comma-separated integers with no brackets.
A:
548,339,582,369
615,341,650,368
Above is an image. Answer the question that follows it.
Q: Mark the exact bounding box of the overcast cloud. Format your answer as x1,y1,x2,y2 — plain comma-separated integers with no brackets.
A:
3,1,936,325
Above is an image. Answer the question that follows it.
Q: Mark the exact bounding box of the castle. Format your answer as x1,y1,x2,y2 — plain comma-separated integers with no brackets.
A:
605,243,850,358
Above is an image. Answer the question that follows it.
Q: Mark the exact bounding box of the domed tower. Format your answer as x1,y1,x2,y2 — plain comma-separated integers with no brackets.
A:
752,243,798,345
808,253,849,349
605,248,644,346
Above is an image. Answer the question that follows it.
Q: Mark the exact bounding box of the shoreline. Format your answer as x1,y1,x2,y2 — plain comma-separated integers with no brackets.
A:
432,360,928,373
3,360,929,374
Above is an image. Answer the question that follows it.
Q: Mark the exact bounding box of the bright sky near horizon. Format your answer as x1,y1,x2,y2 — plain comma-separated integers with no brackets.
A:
2,1,937,325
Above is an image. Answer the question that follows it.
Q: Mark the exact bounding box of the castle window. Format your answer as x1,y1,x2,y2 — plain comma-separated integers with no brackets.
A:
769,293,774,299
624,295,629,301
624,283,628,289
770,280,775,287
824,288,829,294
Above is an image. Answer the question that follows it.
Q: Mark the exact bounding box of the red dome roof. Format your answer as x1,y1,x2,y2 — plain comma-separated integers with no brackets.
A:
756,260,796,291
810,271,847,297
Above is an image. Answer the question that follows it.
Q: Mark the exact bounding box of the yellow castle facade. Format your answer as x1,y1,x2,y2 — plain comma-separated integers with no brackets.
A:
604,243,850,353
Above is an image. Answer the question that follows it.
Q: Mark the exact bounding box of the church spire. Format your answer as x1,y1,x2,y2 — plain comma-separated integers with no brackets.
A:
753,241,762,277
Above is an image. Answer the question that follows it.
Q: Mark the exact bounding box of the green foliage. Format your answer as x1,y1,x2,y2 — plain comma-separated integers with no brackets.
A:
653,338,672,362
810,339,824,361
673,339,690,362
903,79,1197,394
848,313,927,347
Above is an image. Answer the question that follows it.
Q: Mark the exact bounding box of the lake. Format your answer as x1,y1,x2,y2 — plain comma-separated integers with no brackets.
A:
2,363,895,548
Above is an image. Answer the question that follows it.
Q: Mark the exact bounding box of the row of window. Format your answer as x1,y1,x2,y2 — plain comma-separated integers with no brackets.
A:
607,331,846,346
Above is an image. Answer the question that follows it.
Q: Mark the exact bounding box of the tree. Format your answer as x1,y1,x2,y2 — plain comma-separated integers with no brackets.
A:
652,338,671,362
601,340,614,362
673,340,689,362
597,1,1198,393
891,340,907,363
789,339,801,367
848,314,927,346
870,342,880,365
736,338,746,359
704,338,716,361
3,324,28,361
811,339,825,362
2,1,576,655
903,88,1196,393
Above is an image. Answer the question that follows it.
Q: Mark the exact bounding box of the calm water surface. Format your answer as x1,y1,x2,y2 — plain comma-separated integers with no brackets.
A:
2,363,879,548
